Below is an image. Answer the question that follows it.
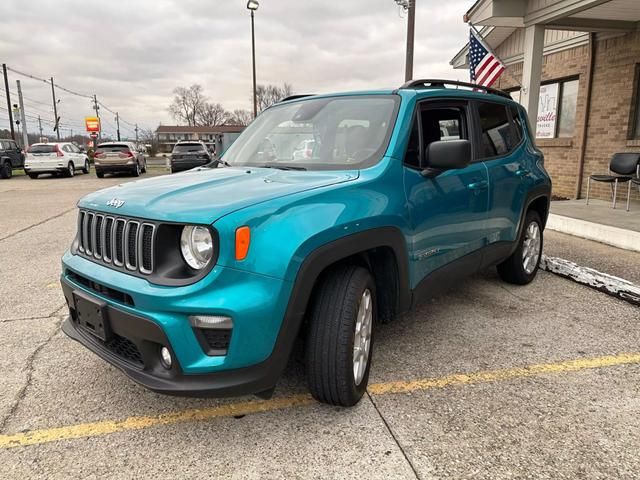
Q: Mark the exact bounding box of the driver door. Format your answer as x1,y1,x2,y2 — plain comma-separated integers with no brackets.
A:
403,99,490,291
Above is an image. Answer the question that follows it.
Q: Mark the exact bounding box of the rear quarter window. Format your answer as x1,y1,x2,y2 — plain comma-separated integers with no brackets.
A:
477,101,521,159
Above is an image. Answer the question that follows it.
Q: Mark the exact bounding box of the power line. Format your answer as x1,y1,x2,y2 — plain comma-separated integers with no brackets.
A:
6,66,93,99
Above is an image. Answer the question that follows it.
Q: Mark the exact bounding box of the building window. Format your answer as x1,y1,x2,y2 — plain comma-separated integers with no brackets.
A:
632,64,640,139
508,78,578,139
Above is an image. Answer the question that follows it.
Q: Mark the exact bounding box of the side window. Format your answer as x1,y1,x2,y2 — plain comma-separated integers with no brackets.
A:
64,145,72,153
0,141,7,150
10,141,18,150
477,102,518,159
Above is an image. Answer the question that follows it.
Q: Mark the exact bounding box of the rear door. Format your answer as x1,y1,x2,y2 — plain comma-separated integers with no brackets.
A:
474,101,529,248
403,99,490,288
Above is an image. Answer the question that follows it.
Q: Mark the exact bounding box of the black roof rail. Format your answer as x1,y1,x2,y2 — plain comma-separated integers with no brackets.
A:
399,79,511,99
280,94,315,102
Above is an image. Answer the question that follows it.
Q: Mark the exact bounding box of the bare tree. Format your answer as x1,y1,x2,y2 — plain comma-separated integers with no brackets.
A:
168,84,206,126
197,102,229,126
229,109,253,126
255,83,293,112
139,128,159,156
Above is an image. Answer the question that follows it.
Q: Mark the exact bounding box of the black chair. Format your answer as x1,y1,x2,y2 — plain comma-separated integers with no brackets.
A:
586,152,640,209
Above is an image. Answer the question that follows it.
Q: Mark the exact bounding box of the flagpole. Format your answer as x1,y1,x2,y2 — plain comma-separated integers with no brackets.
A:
468,22,522,90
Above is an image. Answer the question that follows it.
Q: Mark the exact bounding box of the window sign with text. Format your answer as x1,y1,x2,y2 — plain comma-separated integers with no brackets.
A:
536,83,559,138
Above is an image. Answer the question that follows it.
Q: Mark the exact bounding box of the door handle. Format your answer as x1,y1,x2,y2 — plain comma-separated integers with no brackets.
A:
467,180,488,190
515,169,530,177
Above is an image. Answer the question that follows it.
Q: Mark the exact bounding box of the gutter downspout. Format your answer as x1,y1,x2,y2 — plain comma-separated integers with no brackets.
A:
575,32,596,199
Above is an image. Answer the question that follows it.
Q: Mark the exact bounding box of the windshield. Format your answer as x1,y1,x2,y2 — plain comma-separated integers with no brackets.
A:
173,143,205,153
222,95,399,170
28,144,57,153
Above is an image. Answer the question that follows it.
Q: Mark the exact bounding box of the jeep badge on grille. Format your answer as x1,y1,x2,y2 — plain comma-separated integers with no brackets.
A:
106,198,125,208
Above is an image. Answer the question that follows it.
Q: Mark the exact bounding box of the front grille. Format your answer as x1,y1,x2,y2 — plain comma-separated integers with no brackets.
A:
77,210,155,275
67,270,134,306
105,334,144,367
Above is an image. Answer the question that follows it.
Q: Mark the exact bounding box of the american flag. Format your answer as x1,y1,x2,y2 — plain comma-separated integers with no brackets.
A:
469,29,505,87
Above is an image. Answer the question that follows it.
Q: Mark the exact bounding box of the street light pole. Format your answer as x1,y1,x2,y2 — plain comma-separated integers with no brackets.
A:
247,0,259,119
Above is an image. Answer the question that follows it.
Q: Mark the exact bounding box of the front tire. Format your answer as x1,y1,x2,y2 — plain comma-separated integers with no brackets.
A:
96,170,105,178
132,162,141,177
82,159,90,174
497,210,543,285
305,265,375,406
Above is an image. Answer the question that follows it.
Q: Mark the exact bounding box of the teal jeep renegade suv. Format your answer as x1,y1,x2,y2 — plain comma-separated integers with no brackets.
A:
61,79,551,406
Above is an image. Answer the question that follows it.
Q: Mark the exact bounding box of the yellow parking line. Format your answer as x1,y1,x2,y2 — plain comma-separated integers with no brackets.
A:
1,352,639,450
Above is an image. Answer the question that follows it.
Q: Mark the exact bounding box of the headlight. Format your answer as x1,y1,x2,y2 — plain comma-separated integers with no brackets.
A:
180,225,213,270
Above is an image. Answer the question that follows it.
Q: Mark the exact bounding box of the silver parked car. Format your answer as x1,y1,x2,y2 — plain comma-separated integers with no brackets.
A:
94,142,147,178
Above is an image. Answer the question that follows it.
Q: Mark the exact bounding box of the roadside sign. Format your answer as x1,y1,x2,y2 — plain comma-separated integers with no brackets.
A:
90,132,98,139
88,140,94,148
85,117,101,133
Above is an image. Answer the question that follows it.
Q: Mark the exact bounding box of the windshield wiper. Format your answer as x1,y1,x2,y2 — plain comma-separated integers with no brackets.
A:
256,164,307,171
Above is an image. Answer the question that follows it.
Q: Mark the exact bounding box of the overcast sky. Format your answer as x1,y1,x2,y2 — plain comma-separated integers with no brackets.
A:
0,0,473,138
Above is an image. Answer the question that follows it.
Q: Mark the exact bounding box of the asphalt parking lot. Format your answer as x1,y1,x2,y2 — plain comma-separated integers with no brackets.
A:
1,170,639,479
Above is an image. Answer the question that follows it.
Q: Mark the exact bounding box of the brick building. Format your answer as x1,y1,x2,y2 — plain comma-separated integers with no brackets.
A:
451,0,640,202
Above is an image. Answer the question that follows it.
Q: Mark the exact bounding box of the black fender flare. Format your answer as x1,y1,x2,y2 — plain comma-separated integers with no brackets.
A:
255,226,411,392
511,183,551,255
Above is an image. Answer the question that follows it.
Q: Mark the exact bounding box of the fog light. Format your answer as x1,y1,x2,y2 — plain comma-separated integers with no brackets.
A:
160,346,172,369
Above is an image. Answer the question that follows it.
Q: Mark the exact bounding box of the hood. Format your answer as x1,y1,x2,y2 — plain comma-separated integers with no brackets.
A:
78,166,359,224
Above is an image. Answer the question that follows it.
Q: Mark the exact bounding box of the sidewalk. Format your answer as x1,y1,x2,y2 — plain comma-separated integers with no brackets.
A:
547,199,640,252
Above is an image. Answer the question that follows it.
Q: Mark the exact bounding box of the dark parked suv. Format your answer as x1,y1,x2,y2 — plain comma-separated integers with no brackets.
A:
0,138,24,179
170,141,213,173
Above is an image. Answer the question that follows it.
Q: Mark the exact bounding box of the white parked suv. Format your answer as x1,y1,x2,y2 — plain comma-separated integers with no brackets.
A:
24,142,90,179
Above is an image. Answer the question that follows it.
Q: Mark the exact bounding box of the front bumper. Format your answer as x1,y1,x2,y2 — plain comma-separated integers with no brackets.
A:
60,252,298,397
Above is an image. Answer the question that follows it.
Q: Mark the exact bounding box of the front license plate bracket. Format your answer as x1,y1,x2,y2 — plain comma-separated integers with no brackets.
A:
73,291,112,342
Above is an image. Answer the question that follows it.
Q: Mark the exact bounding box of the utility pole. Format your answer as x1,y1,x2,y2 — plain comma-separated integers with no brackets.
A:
50,77,60,141
16,80,29,149
405,0,416,82
93,95,101,141
3,64,15,140
135,123,139,146
115,112,121,141
37,115,43,139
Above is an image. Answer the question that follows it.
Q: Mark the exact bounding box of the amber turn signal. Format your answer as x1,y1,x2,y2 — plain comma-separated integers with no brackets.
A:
235,226,251,260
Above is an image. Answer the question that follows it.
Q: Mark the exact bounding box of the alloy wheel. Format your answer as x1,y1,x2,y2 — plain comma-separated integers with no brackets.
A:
353,288,373,386
522,221,541,274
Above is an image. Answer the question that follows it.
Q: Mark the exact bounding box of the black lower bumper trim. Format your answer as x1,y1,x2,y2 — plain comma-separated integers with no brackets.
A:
60,277,283,398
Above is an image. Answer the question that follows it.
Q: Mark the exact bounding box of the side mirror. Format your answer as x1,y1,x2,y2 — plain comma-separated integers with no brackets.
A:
421,139,471,178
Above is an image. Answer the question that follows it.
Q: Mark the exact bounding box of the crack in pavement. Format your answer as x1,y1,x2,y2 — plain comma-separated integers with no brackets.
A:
0,304,67,324
0,318,63,434
0,207,76,243
366,392,421,480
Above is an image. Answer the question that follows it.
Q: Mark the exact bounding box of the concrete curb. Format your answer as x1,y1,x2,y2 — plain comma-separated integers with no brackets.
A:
540,255,640,306
546,213,640,253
